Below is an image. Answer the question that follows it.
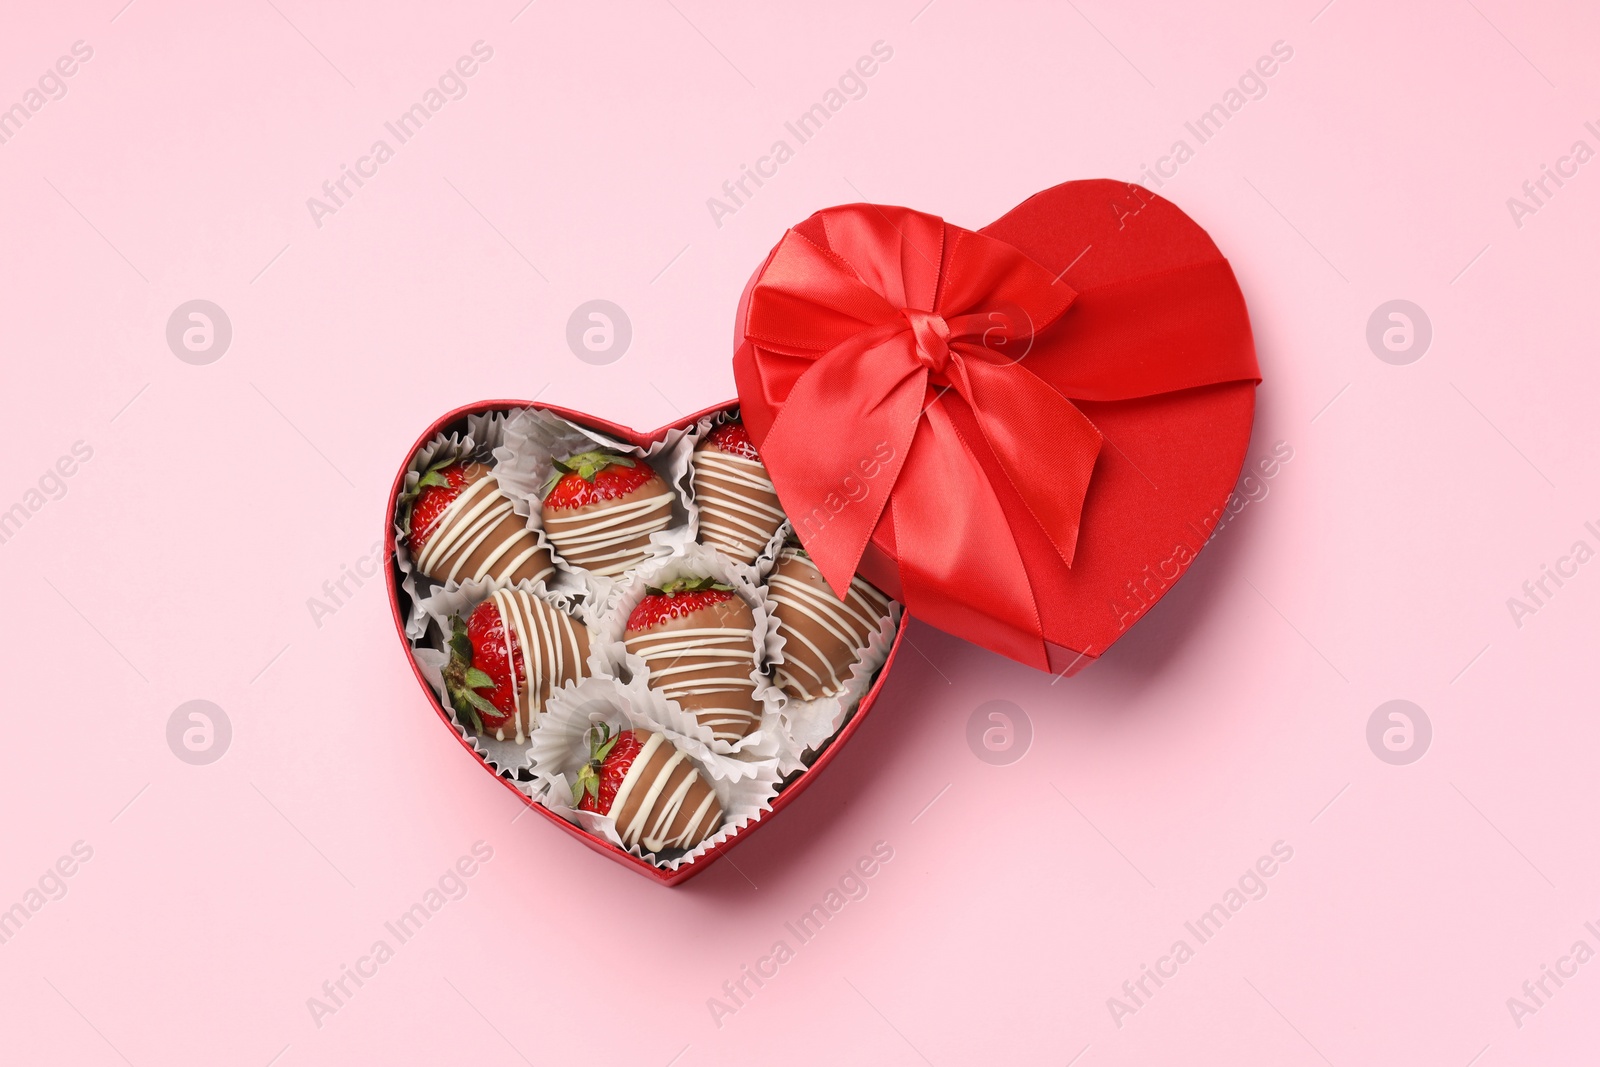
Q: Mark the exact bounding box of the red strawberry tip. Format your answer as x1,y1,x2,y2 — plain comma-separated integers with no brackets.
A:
400,457,492,547
707,420,761,461
627,578,738,630
398,457,456,537
549,449,634,485
542,451,660,510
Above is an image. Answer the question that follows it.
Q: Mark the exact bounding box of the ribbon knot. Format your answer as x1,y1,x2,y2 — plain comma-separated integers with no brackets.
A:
901,308,951,375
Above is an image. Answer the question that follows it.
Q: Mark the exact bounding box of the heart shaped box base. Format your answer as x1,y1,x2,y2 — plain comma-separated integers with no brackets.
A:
386,399,907,886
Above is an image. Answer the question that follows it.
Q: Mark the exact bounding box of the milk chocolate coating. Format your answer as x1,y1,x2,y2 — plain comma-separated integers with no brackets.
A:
625,597,761,742
489,588,590,741
768,548,892,702
692,437,786,565
542,469,673,577
417,464,554,587
611,731,723,851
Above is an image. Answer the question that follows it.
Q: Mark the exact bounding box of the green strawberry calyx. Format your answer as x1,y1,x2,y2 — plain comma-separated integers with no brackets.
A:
647,576,734,597
572,722,621,806
544,450,634,494
441,617,499,733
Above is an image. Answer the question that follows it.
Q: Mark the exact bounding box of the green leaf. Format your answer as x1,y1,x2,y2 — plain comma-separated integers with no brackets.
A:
463,690,498,715
449,620,473,661
572,764,599,805
463,667,496,690
553,450,634,485
659,576,734,595
417,469,451,490
448,691,485,734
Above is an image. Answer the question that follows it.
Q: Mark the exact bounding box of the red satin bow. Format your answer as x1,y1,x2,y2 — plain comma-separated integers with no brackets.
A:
736,203,1259,668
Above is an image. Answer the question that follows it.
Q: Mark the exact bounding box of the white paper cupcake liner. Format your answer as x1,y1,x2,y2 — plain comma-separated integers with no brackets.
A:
525,675,643,830
531,677,781,869
492,406,694,607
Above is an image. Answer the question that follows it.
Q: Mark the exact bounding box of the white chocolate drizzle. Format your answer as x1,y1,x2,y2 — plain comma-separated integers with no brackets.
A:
625,623,759,743
609,733,721,851
693,447,786,560
415,473,553,587
544,489,673,577
486,587,586,744
768,548,891,701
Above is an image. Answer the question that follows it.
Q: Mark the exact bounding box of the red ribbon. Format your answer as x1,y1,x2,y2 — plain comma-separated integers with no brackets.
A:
735,203,1259,668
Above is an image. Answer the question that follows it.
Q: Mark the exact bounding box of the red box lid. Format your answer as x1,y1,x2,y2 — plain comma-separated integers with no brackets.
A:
732,180,1260,675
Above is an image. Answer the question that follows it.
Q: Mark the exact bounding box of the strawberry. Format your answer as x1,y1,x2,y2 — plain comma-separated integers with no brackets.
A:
542,450,654,511
705,420,761,461
441,614,511,735
573,723,644,814
441,590,590,743
768,546,892,702
401,459,480,555
626,577,736,630
693,420,785,566
541,450,676,577
624,577,761,744
400,457,555,588
572,724,724,850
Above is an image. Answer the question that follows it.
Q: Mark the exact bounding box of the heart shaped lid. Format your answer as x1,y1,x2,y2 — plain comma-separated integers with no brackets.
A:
732,180,1260,674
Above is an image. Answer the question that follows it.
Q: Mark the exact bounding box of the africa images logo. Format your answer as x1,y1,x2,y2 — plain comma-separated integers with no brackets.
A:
1109,441,1293,631
706,841,894,1029
305,42,495,229
1107,841,1294,1028
0,440,94,547
305,842,494,1029
705,41,894,228
1127,40,1294,196
1504,518,1600,629
0,40,94,148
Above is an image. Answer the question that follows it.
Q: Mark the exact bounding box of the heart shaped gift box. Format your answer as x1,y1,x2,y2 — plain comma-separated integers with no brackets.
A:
388,400,907,887
386,180,1259,885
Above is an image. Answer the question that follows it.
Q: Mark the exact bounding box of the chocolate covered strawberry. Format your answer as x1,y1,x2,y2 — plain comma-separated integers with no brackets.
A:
443,588,589,744
623,577,760,743
692,420,786,565
401,459,554,588
573,723,722,851
768,546,892,702
540,450,673,577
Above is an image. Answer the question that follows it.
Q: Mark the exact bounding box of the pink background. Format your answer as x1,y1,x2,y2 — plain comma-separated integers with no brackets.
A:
3,1,1597,1063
